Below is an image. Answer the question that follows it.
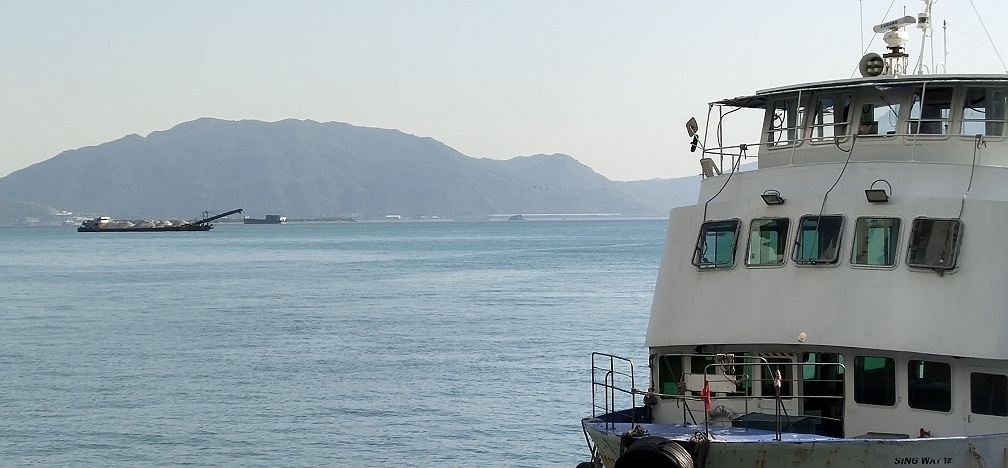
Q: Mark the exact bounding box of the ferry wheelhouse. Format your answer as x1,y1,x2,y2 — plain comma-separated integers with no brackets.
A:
581,4,1008,467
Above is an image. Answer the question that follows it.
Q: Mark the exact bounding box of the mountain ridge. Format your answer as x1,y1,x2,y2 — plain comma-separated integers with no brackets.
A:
0,118,700,223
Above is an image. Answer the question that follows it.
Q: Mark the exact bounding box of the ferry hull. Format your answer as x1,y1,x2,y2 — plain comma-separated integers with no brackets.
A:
583,418,1008,468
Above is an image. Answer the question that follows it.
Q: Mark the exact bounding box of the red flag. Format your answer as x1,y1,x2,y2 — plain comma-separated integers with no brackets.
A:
701,379,712,411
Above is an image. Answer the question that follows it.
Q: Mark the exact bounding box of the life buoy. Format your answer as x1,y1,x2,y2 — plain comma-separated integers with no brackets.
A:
613,436,694,468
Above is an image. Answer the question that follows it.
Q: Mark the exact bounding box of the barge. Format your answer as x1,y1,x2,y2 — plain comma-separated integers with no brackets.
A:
243,214,286,224
77,208,243,232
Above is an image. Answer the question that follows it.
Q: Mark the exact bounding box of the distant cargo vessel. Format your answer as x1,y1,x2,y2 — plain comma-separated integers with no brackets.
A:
243,214,286,224
77,209,243,232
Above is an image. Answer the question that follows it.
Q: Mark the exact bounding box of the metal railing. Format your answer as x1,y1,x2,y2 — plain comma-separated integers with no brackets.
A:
589,351,849,439
654,357,847,439
590,352,638,430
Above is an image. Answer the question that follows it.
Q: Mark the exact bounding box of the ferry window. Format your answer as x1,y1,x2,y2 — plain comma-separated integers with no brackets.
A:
909,87,953,134
906,218,962,270
971,372,1008,416
760,356,793,399
802,352,845,381
732,352,755,397
854,356,896,406
793,215,844,265
851,217,900,267
858,97,902,136
693,220,739,269
962,87,1007,136
688,355,716,397
688,354,754,397
746,218,789,267
810,94,852,141
801,353,845,437
691,355,715,375
908,360,951,412
657,355,684,399
767,96,805,147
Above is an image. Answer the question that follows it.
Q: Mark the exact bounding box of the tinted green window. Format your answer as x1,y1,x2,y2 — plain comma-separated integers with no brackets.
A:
851,217,900,266
854,356,896,406
971,373,1008,416
794,215,844,265
657,355,684,399
694,220,739,269
907,218,962,270
802,353,845,381
908,360,951,412
731,353,755,396
747,218,790,267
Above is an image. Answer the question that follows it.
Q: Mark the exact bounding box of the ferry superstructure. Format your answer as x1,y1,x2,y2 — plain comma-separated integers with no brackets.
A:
580,3,1008,467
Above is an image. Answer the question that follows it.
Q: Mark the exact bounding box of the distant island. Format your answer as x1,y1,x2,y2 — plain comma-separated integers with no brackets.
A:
0,118,701,225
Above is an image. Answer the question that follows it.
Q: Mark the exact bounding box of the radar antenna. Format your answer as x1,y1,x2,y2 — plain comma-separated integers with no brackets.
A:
872,15,916,77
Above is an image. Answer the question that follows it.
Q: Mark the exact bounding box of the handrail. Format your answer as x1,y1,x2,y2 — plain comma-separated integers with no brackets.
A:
591,351,849,438
590,352,637,430
692,360,848,437
698,141,762,176
643,353,848,435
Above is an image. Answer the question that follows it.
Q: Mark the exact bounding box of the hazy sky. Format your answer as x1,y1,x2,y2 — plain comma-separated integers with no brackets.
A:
3,1,1007,181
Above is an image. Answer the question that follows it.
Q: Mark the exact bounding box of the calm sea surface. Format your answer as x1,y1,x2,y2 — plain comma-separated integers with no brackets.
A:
0,220,665,466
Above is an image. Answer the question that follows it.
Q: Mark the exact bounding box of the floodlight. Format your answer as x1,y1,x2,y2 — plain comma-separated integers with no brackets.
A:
761,190,785,205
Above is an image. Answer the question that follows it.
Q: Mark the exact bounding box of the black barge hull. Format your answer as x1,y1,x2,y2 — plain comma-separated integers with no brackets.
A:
77,208,242,233
77,224,214,232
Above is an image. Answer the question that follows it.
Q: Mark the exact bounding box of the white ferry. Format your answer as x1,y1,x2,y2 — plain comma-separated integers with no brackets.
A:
580,2,1008,467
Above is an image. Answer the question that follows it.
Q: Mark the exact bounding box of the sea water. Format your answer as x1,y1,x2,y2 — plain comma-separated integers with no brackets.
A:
0,220,665,466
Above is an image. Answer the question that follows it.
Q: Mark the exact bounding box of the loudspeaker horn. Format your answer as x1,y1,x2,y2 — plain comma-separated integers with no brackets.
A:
859,53,885,77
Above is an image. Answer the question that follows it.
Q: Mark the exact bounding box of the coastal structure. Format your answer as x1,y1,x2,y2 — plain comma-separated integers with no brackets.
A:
580,3,1008,466
77,209,242,232
243,214,286,224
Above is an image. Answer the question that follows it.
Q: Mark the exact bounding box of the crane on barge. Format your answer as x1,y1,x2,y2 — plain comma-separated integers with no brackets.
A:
77,208,243,232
